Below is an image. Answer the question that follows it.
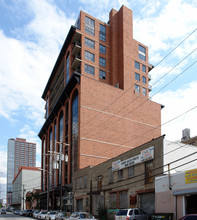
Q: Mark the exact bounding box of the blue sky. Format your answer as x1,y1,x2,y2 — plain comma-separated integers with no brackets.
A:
0,0,197,201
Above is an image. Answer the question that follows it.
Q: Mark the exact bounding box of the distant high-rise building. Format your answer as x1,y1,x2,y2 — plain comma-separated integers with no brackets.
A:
6,138,36,206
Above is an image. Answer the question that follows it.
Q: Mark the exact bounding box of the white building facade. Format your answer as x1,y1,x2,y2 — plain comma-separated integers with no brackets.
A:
12,166,41,210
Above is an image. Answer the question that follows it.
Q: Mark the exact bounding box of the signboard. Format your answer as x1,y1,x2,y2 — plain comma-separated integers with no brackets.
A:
112,146,154,172
185,168,197,184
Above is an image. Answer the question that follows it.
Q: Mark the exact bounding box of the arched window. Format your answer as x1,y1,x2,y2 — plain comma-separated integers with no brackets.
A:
66,52,70,84
59,112,64,184
49,128,52,189
71,90,79,171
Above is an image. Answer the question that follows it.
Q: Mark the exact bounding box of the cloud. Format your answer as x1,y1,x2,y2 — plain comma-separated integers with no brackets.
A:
153,81,197,141
0,150,7,176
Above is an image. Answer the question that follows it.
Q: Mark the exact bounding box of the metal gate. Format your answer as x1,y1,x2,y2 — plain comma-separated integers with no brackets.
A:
139,192,155,214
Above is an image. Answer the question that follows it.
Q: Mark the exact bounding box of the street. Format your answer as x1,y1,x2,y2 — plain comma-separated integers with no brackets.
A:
0,212,33,220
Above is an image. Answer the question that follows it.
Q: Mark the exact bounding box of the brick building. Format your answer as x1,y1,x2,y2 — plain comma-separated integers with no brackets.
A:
73,135,164,215
38,5,162,210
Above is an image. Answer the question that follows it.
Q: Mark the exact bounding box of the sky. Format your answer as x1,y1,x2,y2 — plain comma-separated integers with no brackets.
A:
0,0,197,202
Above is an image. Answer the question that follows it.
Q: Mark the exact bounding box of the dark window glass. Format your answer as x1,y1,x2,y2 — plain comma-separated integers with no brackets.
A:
99,57,106,67
66,53,70,84
118,169,123,180
85,64,95,75
85,16,95,36
135,84,140,93
128,166,134,178
143,88,147,96
100,24,106,41
142,65,146,73
135,73,140,81
85,38,95,49
139,45,146,61
85,51,95,62
99,44,106,54
145,160,154,184
135,61,140,70
142,76,146,84
99,70,106,80
72,92,79,171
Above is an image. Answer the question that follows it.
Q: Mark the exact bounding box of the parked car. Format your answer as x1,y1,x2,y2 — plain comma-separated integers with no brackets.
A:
38,210,48,219
115,208,150,220
45,210,59,220
20,210,27,216
0,209,6,214
14,210,21,215
55,211,70,220
25,209,33,217
70,212,97,220
33,210,40,218
179,214,197,220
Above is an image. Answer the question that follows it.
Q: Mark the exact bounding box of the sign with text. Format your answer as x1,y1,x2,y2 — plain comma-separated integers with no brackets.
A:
112,146,154,172
185,168,197,184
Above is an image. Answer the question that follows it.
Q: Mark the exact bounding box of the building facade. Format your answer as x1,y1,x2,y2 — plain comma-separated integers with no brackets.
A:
7,138,36,206
12,166,41,210
155,169,197,219
38,5,162,210
73,136,164,215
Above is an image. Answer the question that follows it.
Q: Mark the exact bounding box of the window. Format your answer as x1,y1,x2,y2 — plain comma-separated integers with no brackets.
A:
135,84,140,93
139,45,146,61
66,52,70,84
85,38,95,49
145,160,154,184
85,51,95,62
118,169,123,180
128,166,134,178
99,57,106,67
109,193,117,209
99,70,106,80
119,191,128,208
72,91,79,171
142,65,146,73
99,44,106,54
135,61,140,70
79,177,82,189
84,175,87,188
135,73,140,81
99,24,106,41
85,64,95,75
108,168,114,183
142,76,146,84
85,16,95,36
97,175,102,191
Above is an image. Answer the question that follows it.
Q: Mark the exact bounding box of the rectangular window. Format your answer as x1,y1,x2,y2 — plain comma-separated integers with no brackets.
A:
143,88,147,96
85,16,95,36
128,166,134,178
139,45,146,61
84,175,87,188
135,61,140,70
118,169,123,180
108,168,114,183
135,73,140,81
85,64,95,75
97,175,102,191
99,44,106,54
142,65,146,73
85,38,95,49
99,70,106,80
109,193,117,209
99,57,106,67
145,160,154,184
119,191,128,209
85,51,95,62
142,76,146,84
135,84,140,93
99,24,106,41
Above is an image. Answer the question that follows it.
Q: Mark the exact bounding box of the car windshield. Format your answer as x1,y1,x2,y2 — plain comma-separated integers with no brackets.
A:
116,210,128,216
50,211,57,214
80,213,94,219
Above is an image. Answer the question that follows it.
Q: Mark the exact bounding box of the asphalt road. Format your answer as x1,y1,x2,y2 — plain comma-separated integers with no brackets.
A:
0,212,33,219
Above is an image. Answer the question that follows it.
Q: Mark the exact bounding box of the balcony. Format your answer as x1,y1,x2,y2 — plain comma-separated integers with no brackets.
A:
72,31,81,44
148,74,151,81
71,55,81,69
148,85,152,91
71,41,81,56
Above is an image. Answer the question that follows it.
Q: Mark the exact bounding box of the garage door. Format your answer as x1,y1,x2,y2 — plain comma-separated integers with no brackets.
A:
139,192,155,214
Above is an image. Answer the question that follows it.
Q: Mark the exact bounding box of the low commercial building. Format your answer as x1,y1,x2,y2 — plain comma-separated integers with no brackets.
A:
155,168,197,219
12,166,41,210
73,136,197,216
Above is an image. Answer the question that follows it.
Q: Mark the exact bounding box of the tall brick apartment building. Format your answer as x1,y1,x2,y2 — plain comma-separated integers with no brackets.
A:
38,5,162,210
